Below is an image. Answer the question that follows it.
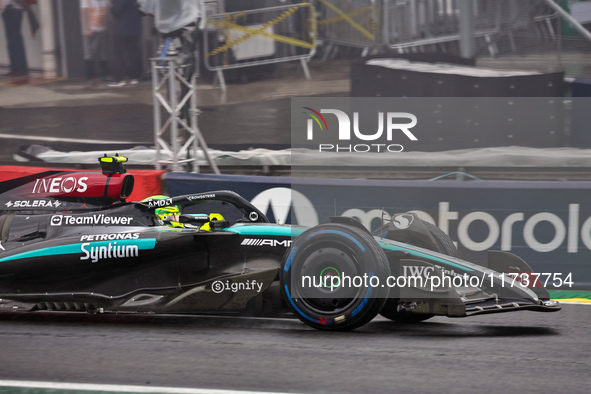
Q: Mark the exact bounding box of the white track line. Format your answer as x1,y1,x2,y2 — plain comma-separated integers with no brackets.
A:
0,133,139,144
0,380,285,394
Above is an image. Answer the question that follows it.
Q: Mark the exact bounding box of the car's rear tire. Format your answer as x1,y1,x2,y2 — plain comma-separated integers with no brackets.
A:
281,223,390,331
380,220,457,323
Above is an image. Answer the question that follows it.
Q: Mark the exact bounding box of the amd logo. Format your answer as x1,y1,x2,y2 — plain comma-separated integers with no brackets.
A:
148,198,173,207
241,238,292,247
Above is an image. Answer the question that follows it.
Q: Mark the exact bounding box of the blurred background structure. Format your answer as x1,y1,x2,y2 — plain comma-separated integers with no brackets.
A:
3,0,591,178
4,0,591,80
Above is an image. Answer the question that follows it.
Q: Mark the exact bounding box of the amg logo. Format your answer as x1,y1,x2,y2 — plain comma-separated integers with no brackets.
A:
241,238,292,247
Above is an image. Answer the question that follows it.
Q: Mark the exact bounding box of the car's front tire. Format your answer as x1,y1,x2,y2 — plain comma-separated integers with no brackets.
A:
281,223,390,331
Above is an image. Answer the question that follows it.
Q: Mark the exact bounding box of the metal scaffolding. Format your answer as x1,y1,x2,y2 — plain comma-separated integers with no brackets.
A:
151,48,220,174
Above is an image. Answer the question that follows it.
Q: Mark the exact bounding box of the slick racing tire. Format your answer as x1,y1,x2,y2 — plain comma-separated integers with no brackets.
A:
281,223,390,331
380,221,457,323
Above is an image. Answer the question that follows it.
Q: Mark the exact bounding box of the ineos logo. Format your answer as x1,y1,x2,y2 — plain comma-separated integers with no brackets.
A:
32,176,88,194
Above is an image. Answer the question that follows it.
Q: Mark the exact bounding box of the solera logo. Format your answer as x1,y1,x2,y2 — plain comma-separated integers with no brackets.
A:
303,108,418,153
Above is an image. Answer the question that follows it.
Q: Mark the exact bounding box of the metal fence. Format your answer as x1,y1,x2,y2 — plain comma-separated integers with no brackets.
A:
311,0,563,57
382,0,519,54
204,0,225,16
315,0,382,54
200,1,591,79
203,2,317,90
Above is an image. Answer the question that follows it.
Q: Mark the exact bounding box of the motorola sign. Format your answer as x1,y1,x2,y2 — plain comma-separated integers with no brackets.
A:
250,188,319,226
164,172,591,287
344,203,589,254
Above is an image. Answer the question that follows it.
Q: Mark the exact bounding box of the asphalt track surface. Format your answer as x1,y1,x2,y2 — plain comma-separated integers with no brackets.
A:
0,305,589,393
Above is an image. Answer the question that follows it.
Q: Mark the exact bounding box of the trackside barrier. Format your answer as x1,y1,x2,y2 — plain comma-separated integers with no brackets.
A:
316,0,382,56
383,0,496,54
203,3,317,91
204,0,224,17
163,172,591,289
316,0,561,57
382,0,551,55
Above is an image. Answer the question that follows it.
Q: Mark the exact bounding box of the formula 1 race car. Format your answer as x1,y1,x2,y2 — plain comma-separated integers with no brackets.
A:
0,156,560,330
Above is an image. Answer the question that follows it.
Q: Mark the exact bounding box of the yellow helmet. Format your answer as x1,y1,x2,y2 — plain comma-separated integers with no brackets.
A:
200,213,226,232
155,205,184,228
141,195,183,228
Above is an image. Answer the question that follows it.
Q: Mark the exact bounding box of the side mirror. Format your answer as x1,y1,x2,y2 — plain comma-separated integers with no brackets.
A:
209,220,230,230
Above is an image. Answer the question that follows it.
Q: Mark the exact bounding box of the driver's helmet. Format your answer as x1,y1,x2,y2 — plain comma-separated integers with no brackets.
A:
200,213,226,232
141,195,183,228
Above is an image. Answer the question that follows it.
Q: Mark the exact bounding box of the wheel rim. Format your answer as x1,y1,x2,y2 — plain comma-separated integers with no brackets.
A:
295,244,364,313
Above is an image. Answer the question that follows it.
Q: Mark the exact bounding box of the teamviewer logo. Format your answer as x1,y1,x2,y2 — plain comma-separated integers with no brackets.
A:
50,215,63,226
303,107,418,153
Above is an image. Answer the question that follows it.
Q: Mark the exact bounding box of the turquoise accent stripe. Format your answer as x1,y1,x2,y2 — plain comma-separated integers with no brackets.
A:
0,244,82,263
379,242,474,272
228,225,472,272
0,239,157,263
226,225,305,237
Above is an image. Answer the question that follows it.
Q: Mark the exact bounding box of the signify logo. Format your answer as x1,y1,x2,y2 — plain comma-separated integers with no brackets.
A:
302,107,418,153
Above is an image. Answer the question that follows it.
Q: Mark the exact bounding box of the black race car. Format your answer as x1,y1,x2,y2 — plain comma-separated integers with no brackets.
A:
0,156,560,331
